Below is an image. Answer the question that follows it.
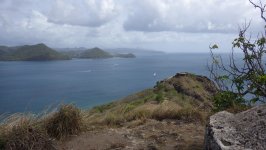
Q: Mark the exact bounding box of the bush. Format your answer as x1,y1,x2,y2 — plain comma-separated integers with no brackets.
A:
3,120,54,150
213,91,245,112
155,92,164,103
46,104,82,139
208,0,266,108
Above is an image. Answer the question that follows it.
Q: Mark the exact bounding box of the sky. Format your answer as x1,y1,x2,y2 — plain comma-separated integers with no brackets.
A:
0,0,265,52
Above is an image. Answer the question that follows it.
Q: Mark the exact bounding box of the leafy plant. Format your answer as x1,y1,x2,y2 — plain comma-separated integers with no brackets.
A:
208,0,266,111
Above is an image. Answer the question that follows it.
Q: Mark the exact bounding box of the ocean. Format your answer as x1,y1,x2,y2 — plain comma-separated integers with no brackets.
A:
0,53,213,113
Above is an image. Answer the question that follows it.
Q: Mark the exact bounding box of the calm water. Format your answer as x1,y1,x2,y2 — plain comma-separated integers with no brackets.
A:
0,53,212,113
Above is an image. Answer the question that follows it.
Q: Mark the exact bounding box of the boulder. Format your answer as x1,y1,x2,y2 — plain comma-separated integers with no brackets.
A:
205,105,266,150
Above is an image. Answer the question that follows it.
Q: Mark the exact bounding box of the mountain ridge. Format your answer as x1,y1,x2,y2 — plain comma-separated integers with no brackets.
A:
0,43,70,61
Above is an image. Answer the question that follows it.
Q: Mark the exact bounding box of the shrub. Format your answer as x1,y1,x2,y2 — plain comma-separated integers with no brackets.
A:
3,120,54,150
155,92,164,103
213,91,245,112
46,104,82,139
208,0,266,107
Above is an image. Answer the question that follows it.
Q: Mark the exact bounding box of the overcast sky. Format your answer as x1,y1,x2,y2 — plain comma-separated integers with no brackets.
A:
0,0,264,52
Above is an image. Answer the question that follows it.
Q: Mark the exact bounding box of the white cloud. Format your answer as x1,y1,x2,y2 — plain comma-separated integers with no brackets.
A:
124,0,263,33
0,0,265,52
46,0,119,27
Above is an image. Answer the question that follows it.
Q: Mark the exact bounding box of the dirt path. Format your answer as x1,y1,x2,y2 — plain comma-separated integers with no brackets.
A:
58,119,205,150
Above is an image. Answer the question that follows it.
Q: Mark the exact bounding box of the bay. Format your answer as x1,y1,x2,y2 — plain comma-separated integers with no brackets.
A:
0,53,212,113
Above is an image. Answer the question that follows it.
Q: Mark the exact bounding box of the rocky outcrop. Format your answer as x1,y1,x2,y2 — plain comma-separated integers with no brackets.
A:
155,72,219,110
205,105,266,150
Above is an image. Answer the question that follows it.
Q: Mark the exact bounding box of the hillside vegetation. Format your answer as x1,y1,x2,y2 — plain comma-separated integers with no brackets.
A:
79,47,113,59
0,73,218,149
0,44,136,61
0,43,70,61
85,73,217,126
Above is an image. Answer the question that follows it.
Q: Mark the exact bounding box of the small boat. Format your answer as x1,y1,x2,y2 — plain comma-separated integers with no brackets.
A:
153,72,157,76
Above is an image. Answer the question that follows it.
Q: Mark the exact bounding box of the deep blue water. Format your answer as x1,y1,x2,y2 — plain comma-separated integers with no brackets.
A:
0,53,212,113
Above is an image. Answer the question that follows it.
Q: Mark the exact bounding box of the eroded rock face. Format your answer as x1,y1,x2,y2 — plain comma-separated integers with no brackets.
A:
205,105,266,150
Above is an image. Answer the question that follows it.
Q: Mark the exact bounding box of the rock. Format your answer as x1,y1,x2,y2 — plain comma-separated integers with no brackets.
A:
204,105,266,150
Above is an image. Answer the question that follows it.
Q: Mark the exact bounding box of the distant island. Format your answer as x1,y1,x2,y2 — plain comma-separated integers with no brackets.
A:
113,53,136,58
0,43,70,61
79,47,113,59
0,44,136,61
63,47,136,59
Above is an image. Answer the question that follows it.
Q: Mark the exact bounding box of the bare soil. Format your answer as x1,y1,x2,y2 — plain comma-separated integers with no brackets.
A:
58,119,204,150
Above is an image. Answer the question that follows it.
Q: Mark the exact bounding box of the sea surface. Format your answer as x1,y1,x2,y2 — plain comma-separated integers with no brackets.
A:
0,53,214,113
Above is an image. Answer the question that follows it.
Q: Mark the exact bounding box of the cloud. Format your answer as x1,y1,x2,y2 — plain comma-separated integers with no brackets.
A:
0,0,265,52
45,0,119,27
123,0,263,33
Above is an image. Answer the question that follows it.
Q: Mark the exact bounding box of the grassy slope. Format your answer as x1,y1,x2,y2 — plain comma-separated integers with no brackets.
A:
0,73,218,149
83,73,218,127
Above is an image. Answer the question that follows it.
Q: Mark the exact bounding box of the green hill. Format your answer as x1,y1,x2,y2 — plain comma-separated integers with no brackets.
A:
0,43,70,61
63,47,136,59
79,47,113,59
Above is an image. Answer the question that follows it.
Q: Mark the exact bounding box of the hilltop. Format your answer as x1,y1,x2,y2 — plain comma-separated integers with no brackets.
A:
0,72,218,150
66,73,218,149
79,47,113,59
0,43,70,61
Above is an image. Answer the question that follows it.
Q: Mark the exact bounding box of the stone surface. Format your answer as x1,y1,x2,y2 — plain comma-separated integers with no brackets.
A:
205,105,266,150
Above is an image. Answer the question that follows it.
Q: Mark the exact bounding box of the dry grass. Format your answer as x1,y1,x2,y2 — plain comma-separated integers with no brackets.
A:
225,104,251,114
0,125,8,149
102,113,125,126
0,104,83,148
150,100,205,123
85,98,207,127
0,73,217,148
0,116,54,150
46,104,82,140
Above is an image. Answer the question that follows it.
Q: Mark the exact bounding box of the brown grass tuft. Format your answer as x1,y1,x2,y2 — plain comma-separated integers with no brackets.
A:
151,102,206,123
0,125,8,149
2,118,54,150
46,104,82,140
103,113,125,126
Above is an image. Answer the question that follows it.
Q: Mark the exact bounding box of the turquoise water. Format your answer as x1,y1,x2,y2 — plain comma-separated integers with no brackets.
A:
0,53,211,113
